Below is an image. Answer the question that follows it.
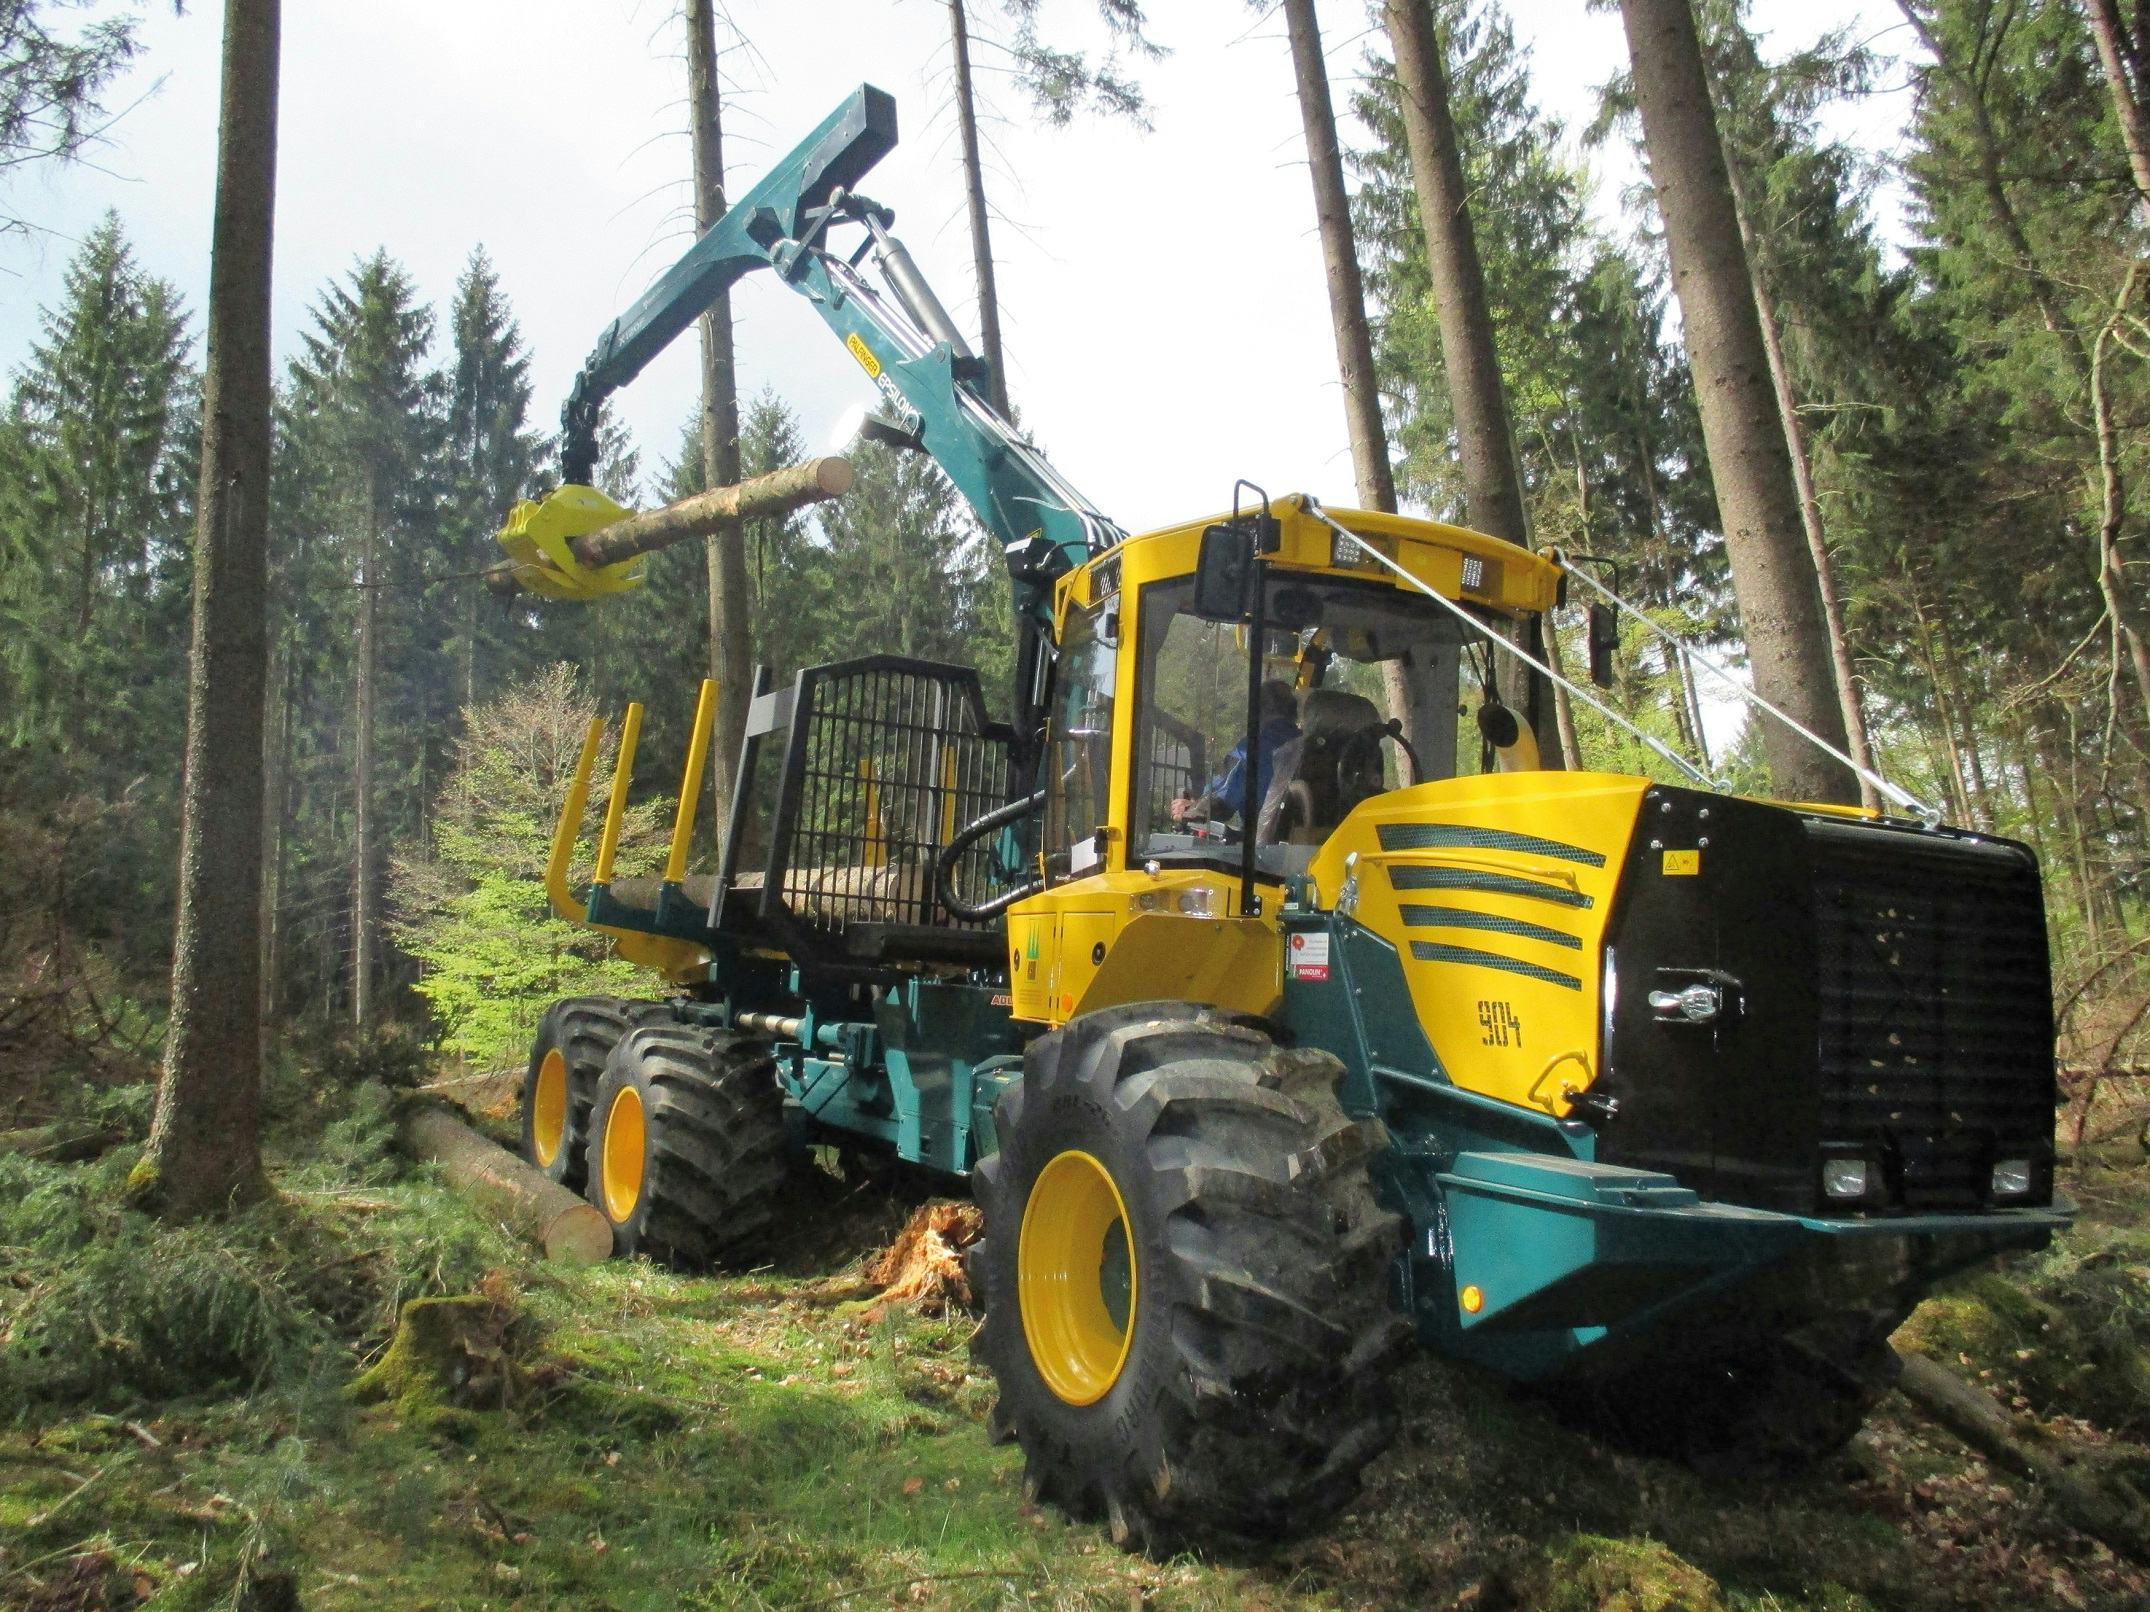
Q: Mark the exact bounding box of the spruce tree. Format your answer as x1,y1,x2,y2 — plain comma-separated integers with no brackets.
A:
1,213,193,758
444,247,540,708
283,251,445,1027
1,0,147,229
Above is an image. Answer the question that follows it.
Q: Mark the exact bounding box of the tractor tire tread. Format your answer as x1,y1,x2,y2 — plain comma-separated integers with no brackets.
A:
971,1000,1403,1555
587,1024,787,1269
522,996,676,1190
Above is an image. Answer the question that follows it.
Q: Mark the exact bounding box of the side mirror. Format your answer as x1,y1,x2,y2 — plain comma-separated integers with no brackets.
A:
1588,602,1618,689
1193,523,1257,622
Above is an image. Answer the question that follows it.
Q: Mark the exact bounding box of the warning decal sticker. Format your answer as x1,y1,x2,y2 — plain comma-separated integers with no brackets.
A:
1288,931,1332,982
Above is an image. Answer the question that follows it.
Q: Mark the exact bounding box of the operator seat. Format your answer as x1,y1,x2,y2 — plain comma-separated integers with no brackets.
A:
1259,686,1386,845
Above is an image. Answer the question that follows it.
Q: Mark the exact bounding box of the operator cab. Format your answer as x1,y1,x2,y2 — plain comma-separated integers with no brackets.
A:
1039,496,1565,894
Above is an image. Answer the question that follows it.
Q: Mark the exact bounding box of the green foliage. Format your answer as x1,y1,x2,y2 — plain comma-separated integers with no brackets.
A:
815,437,1016,700
442,246,545,705
1899,1221,2150,1434
389,663,665,1074
998,0,1164,129
0,1,146,208
0,216,196,993
0,1150,341,1406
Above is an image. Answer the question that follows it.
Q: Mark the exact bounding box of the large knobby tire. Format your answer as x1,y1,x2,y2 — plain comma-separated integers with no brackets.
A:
519,997,673,1190
970,1002,1409,1555
584,1024,788,1268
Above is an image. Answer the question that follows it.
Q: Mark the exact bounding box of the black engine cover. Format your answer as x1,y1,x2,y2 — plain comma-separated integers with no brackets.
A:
1594,788,2056,1216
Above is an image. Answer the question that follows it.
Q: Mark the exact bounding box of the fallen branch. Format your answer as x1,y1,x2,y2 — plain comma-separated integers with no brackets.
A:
483,457,854,598
25,1465,105,1531
401,1104,611,1264
1896,1351,2150,1564
0,1122,124,1164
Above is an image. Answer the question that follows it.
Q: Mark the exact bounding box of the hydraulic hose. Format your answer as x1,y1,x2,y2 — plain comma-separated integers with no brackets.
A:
935,788,1046,922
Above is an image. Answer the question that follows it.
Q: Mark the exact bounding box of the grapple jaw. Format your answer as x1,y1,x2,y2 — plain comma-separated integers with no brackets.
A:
494,484,643,602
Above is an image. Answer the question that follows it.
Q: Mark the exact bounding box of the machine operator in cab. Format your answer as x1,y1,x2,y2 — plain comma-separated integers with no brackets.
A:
1170,678,1300,830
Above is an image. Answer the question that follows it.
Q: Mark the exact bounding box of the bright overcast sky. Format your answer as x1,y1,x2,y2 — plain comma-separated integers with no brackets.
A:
0,0,1913,534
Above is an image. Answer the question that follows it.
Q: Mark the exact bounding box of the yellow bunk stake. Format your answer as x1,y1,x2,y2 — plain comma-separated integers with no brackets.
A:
860,758,888,868
595,703,643,886
545,717,607,923
667,679,718,884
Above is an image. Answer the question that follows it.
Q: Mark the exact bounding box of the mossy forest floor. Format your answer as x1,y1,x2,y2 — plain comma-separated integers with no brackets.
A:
6,1057,2150,1611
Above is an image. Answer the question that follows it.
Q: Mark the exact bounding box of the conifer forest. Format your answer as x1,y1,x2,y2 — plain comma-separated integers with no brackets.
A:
6,2,2150,1608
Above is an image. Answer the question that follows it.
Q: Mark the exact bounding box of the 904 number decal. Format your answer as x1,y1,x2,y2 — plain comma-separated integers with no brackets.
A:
1478,1000,1523,1048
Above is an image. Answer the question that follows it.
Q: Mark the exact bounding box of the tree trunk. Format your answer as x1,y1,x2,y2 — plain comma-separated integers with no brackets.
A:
461,568,477,711
2009,716,2049,859
1896,1353,2150,1566
2089,0,2150,213
2037,716,2103,956
687,0,750,842
259,636,287,1026
1618,0,1855,804
1284,0,1394,514
1381,0,1557,764
1384,0,1525,537
134,0,279,1220
1282,0,1432,747
1718,148,1878,807
949,0,1011,418
352,478,379,1029
1934,613,1992,830
1907,583,1972,823
1543,619,1584,769
1630,400,1713,768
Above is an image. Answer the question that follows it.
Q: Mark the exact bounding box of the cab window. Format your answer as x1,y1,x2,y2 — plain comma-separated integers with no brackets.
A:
1044,596,1116,882
1129,572,1465,870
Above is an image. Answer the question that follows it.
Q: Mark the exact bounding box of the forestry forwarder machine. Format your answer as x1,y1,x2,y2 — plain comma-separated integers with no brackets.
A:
502,87,2070,1551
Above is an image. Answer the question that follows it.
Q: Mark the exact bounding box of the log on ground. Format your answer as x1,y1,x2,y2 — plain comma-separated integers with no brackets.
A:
402,1103,612,1264
484,456,854,597
1896,1350,2150,1564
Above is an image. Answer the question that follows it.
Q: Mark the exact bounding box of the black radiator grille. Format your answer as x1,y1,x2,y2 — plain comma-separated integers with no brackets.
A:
1808,822,2055,1208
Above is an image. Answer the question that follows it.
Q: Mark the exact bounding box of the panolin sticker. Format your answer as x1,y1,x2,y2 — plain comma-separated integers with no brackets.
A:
1288,931,1332,982
1069,835,1099,875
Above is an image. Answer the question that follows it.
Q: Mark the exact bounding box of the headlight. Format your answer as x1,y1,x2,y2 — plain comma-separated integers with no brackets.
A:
1821,1158,1870,1201
1177,885,1217,917
1991,1158,2035,1200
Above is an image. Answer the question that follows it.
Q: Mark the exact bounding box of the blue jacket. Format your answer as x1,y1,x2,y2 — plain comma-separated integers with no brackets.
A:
1202,716,1302,821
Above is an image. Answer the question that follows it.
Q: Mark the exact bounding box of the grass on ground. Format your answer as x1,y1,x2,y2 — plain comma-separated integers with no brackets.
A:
4,1051,2150,1610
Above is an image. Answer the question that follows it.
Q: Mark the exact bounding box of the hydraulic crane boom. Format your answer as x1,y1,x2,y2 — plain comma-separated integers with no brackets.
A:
555,83,1121,674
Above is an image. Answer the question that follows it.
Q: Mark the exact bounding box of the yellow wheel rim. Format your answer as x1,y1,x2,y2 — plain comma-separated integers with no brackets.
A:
531,1048,568,1168
601,1086,646,1223
1018,1149,1138,1406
